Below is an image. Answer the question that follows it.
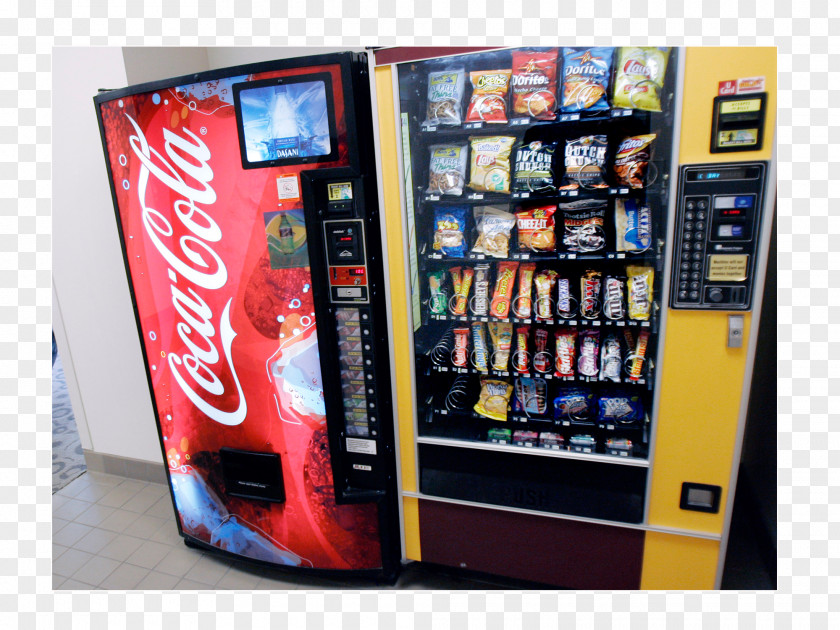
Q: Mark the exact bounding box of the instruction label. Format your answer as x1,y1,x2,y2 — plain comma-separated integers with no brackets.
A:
707,255,749,282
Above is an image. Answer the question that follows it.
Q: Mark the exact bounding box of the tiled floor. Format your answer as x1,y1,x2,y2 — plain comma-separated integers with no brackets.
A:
52,471,534,591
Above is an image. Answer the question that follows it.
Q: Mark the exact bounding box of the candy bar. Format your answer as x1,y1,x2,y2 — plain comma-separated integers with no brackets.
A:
513,263,536,319
626,265,653,320
513,325,530,373
428,270,447,314
451,266,474,315
603,275,625,320
578,329,600,377
534,269,557,320
471,264,491,316
488,321,513,371
490,261,518,319
600,332,622,383
471,322,489,372
452,327,469,367
533,328,551,374
580,269,602,319
554,329,577,377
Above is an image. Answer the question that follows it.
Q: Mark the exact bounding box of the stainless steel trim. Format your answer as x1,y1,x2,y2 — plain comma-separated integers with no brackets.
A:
642,46,686,525
416,435,650,468
367,54,406,561
402,491,722,541
714,143,777,589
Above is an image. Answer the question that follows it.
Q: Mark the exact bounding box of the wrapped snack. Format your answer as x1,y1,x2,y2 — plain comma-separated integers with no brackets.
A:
466,70,512,123
513,430,540,447
514,377,547,415
556,276,573,317
597,391,644,424
613,47,670,112
449,266,463,299
560,199,606,253
433,206,468,256
488,427,512,444
512,326,530,373
427,144,468,196
578,329,600,378
560,47,613,112
469,136,516,193
452,327,470,367
623,328,637,362
474,378,514,422
615,198,653,252
451,266,474,315
553,387,594,422
472,206,516,258
511,49,559,119
487,321,513,370
512,141,557,193
471,264,491,316
534,269,557,320
626,265,654,320
605,438,633,453
628,329,650,381
554,329,578,377
580,270,602,319
489,260,518,319
569,434,597,450
600,332,623,383
471,322,489,372
559,135,609,190
515,205,556,252
423,68,465,127
614,134,657,188
603,275,626,320
513,263,536,319
532,328,551,373
539,432,565,449
428,270,447,315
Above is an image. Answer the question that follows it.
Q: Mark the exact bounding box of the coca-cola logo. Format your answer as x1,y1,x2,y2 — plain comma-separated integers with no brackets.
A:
126,114,248,427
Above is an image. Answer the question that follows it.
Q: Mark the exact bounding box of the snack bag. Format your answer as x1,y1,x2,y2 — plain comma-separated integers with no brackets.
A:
560,47,613,112
560,199,606,252
428,270,447,315
627,329,650,381
559,135,609,189
580,269,602,319
423,68,465,127
597,391,644,424
578,329,600,377
474,378,514,421
451,267,474,315
626,265,654,320
487,321,513,370
511,49,559,120
469,136,516,193
613,47,670,111
471,264,491,316
534,270,557,320
553,387,593,421
513,263,536,318
427,144,468,196
600,332,622,383
614,134,657,188
513,377,548,415
512,326,530,373
432,206,468,257
466,70,512,123
452,327,470,367
615,198,653,252
489,260,519,319
556,276,574,317
471,322,489,372
512,140,557,193
532,328,552,373
516,205,557,252
603,275,626,320
471,206,516,258
554,329,578,377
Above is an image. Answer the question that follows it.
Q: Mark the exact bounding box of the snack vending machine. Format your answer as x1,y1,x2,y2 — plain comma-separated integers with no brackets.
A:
372,46,775,589
95,52,401,581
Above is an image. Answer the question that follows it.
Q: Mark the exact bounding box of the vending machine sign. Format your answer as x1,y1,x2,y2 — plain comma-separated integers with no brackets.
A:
96,57,385,572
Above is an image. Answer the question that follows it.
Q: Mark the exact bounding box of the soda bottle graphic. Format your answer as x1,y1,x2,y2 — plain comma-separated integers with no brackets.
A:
278,212,296,255
270,86,300,159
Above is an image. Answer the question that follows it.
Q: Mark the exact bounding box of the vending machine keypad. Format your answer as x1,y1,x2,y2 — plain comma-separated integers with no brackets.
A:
670,163,767,310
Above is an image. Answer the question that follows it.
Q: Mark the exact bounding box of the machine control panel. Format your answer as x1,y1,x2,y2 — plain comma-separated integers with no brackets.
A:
670,162,767,310
324,218,369,303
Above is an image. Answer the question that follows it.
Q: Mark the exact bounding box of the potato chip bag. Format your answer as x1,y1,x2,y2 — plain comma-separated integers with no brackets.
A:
613,47,670,111
474,378,514,421
469,136,516,193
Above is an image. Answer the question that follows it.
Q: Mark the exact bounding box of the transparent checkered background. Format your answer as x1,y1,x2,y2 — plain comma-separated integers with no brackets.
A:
0,0,830,626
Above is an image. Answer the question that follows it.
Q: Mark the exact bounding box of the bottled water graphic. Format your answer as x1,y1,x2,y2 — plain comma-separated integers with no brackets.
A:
268,86,301,159
240,79,333,163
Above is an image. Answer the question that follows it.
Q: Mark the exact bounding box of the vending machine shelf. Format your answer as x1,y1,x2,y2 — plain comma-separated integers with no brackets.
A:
416,435,650,467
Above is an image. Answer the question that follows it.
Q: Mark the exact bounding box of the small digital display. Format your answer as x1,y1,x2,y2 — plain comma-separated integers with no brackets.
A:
687,166,761,182
233,73,338,169
350,268,365,275
721,208,745,217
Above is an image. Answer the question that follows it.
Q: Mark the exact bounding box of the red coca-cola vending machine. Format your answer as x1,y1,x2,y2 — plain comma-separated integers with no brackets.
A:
94,52,400,581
